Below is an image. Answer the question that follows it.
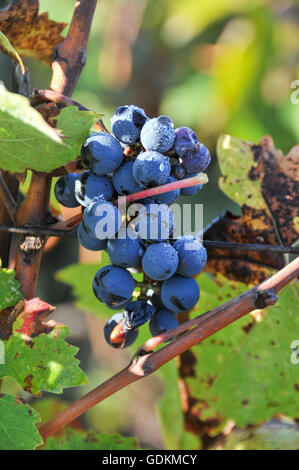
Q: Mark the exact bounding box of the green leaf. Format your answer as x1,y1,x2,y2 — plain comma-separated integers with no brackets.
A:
0,31,25,74
0,324,88,395
183,275,299,428
215,423,299,450
217,134,268,210
56,252,143,318
0,268,23,310
0,83,101,173
156,361,199,450
0,393,42,450
44,429,140,450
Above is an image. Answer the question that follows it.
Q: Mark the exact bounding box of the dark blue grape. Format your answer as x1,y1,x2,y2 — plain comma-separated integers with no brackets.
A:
130,203,174,242
149,310,179,340
104,313,138,349
112,161,142,195
106,227,144,268
161,274,200,313
140,115,176,153
111,105,148,144
142,242,178,281
132,151,171,188
81,132,124,175
171,163,186,180
83,197,121,240
54,173,79,208
75,170,114,207
122,300,155,333
93,265,135,309
77,222,108,251
174,235,207,277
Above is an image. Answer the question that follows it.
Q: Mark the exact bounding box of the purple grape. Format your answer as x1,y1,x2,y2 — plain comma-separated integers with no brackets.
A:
180,144,211,174
173,127,199,157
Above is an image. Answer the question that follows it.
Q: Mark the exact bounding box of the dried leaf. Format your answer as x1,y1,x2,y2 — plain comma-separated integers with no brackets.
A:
0,0,67,65
205,135,299,284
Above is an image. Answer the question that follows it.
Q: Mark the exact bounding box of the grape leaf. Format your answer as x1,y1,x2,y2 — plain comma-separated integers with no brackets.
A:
0,267,23,310
56,251,143,318
43,429,140,450
213,422,299,450
0,393,42,450
0,323,88,395
179,274,299,435
156,361,199,450
205,135,299,283
0,0,66,65
0,30,25,73
0,84,101,173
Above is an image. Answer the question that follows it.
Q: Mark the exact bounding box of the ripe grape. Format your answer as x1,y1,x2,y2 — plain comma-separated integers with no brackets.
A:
131,203,174,242
142,242,178,281
77,222,108,251
180,144,211,174
81,132,124,175
161,274,200,313
83,197,122,240
149,310,179,340
54,173,80,208
173,127,199,157
75,170,114,207
112,161,142,195
111,105,148,144
140,115,176,153
106,227,144,268
93,265,135,309
104,313,138,348
170,163,186,180
132,151,171,188
174,235,207,277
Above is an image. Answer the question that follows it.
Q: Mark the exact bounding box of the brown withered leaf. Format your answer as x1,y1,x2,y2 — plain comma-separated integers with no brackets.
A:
204,135,299,284
0,0,67,65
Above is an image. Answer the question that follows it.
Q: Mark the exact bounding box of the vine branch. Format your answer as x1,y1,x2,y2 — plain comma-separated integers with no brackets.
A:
38,256,299,441
50,0,98,97
13,0,97,299
0,171,17,223
0,224,298,255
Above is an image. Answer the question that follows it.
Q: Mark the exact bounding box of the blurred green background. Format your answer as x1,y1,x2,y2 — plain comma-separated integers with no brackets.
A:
0,0,298,449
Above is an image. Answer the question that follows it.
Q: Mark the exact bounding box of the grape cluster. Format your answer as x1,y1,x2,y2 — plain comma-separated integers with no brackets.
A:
54,105,210,349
